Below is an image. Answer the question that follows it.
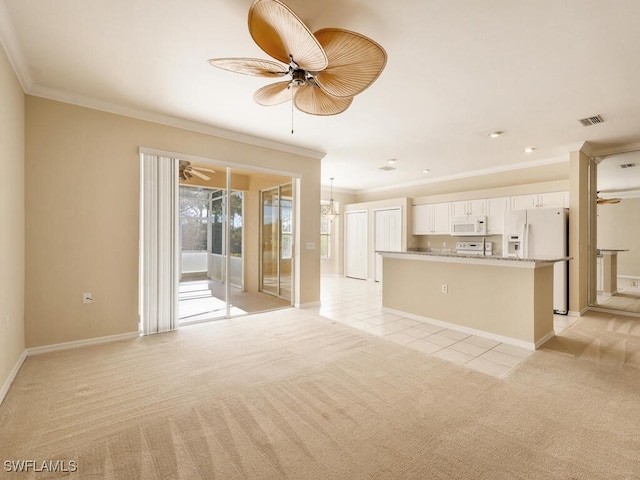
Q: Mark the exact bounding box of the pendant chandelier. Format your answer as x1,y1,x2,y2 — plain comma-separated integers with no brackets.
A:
322,177,340,222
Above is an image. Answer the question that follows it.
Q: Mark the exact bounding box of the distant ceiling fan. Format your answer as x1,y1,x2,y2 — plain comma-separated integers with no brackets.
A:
208,0,387,116
179,160,215,181
596,192,622,205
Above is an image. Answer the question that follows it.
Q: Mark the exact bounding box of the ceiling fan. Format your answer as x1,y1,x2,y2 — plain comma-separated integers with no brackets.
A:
179,160,216,181
208,0,387,116
596,192,622,205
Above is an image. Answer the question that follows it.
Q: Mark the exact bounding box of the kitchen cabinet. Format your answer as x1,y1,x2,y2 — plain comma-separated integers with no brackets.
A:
451,199,486,217
412,203,451,235
510,191,569,210
486,196,510,234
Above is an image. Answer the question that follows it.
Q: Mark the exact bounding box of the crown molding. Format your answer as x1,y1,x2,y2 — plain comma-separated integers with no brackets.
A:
0,0,324,160
356,154,570,195
29,84,326,160
0,0,33,91
590,141,640,159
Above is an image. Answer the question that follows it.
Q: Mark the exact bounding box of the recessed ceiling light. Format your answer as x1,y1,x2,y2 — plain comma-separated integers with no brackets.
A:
524,147,536,153
422,169,431,174
387,158,397,164
488,131,503,138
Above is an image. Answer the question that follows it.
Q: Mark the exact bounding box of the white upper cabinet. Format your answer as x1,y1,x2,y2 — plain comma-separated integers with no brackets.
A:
432,203,451,234
412,203,451,235
486,196,510,234
412,204,431,235
510,191,569,210
538,191,569,208
451,199,486,217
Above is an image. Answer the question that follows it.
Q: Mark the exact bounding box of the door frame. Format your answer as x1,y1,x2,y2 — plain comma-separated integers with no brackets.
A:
259,182,296,303
139,147,301,330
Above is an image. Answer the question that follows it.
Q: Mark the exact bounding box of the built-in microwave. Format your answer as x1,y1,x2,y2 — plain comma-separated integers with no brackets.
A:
450,216,488,236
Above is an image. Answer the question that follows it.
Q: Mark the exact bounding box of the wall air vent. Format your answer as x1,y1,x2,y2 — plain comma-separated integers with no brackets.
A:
379,165,396,171
619,163,636,169
578,115,604,126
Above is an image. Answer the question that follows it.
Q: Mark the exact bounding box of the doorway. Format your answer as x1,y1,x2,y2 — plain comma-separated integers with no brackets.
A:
374,207,402,282
345,210,368,280
260,183,294,302
178,186,244,324
140,151,298,334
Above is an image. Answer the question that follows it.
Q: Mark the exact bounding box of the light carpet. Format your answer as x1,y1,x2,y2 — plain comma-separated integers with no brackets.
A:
1,308,639,479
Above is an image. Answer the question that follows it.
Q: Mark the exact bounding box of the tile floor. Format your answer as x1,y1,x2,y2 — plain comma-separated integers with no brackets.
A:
318,276,575,378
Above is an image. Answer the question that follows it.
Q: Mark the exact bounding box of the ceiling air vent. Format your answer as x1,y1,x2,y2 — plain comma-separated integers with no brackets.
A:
578,115,604,126
379,165,396,171
619,163,636,169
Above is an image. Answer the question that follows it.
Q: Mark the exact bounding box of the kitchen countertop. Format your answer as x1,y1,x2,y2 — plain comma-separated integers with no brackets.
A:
377,250,570,267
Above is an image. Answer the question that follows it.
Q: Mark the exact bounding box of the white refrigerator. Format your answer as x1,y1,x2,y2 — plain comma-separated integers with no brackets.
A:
503,207,569,314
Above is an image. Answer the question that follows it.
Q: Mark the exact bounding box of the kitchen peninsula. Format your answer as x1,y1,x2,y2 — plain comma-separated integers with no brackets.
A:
379,251,569,350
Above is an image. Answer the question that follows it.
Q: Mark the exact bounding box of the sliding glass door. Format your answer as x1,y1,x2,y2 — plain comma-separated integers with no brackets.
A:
261,183,293,302
179,184,243,323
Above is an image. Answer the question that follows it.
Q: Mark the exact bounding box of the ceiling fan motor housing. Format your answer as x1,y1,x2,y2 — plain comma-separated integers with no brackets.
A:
290,69,306,86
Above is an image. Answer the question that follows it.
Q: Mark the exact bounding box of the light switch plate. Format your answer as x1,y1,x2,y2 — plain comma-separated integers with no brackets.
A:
306,242,316,250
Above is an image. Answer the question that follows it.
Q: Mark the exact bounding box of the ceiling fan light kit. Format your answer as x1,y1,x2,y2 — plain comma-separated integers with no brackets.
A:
208,0,387,117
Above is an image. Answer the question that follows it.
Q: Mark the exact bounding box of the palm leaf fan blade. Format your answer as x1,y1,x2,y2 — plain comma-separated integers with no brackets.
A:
207,58,288,77
249,0,327,71
294,83,353,115
254,81,297,105
313,28,387,98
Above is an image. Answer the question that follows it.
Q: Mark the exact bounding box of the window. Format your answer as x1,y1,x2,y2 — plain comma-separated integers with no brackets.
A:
179,187,210,251
180,186,243,256
281,196,293,260
210,189,243,256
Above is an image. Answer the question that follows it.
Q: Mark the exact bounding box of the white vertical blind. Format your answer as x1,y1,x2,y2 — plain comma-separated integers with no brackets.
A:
140,154,178,334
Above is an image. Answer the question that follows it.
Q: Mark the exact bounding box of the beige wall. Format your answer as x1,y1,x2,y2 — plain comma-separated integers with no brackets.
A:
597,197,640,277
382,256,554,346
25,96,321,348
355,162,570,203
0,44,25,392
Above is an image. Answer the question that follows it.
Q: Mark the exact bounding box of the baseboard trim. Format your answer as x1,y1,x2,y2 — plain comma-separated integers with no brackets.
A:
588,306,640,318
0,350,28,406
568,306,590,317
297,301,321,309
27,331,140,356
382,307,548,351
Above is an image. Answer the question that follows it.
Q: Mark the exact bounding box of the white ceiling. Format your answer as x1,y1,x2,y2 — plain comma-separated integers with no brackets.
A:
3,0,640,192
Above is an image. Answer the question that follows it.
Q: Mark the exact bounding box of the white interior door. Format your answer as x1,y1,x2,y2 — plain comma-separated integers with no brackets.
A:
345,211,368,280
375,208,402,282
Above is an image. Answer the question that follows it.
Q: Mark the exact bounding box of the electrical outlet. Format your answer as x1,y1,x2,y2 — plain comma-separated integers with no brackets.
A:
83,293,94,304
442,242,447,248
426,241,431,247
441,284,448,294
632,280,639,288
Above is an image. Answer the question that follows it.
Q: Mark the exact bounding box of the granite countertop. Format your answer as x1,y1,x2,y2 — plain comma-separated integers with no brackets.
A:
377,250,571,264
597,249,629,254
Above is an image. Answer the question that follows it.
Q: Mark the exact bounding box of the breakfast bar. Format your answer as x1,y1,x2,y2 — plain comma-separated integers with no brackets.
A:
379,251,569,350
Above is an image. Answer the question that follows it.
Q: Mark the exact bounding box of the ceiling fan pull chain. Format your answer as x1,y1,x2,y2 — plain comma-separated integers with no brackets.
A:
291,86,294,134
